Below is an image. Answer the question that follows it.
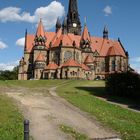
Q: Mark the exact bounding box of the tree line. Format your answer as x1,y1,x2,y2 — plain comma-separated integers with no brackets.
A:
0,67,18,80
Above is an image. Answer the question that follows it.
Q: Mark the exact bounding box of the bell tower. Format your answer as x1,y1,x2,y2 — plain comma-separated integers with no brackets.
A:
67,0,81,35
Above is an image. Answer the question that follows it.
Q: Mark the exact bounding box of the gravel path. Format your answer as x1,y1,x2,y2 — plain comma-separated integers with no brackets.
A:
5,86,120,140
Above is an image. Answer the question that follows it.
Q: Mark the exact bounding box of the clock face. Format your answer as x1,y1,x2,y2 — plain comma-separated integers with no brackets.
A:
73,23,77,27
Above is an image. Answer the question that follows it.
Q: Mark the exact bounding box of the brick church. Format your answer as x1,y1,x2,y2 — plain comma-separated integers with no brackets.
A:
18,0,129,80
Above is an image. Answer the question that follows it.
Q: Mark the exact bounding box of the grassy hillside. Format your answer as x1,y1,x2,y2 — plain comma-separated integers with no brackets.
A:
0,80,140,140
0,80,67,88
0,94,23,140
57,80,140,140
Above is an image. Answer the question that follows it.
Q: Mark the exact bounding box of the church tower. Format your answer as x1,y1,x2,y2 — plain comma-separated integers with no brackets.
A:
67,0,81,35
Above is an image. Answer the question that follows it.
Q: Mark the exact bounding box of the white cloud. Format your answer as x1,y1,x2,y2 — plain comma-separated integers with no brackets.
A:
0,41,8,49
16,37,25,47
0,7,35,23
0,60,19,71
35,1,65,30
103,6,112,16
130,57,140,74
0,1,65,30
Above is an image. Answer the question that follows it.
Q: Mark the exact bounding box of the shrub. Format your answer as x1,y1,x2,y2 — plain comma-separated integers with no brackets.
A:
106,72,140,98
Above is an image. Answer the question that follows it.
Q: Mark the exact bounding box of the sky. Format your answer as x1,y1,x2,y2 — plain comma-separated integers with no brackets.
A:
0,0,140,73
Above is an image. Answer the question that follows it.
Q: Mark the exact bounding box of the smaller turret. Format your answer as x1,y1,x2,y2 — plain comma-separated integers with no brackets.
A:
62,17,68,34
34,19,46,49
56,17,61,33
103,25,109,39
34,52,46,79
80,24,92,52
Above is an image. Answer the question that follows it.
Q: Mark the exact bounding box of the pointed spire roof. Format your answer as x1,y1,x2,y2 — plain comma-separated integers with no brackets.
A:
81,25,90,41
24,29,27,51
63,59,81,67
36,52,45,62
68,0,78,13
63,16,67,27
36,19,45,37
45,62,58,70
84,55,94,64
56,17,61,28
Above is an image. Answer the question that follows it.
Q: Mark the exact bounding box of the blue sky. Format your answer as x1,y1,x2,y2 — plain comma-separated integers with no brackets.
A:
0,0,140,72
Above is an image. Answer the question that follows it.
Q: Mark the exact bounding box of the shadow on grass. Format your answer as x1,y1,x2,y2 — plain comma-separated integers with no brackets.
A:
76,86,140,112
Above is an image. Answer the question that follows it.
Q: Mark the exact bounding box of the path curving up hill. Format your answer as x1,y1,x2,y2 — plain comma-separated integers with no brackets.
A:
5,85,120,140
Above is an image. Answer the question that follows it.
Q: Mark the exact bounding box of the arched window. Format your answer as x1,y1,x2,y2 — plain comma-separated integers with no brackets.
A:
76,52,79,62
101,62,105,72
117,60,121,71
112,60,115,71
72,12,76,19
64,51,72,61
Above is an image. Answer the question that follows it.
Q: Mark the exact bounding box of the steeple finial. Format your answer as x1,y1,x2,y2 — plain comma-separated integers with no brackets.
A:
56,17,62,33
103,25,109,39
24,29,27,52
62,16,67,34
84,16,87,26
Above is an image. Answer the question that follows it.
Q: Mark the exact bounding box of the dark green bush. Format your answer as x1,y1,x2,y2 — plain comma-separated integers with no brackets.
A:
106,72,140,98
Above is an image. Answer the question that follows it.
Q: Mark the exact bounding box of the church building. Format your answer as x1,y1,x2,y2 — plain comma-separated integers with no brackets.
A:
18,0,129,80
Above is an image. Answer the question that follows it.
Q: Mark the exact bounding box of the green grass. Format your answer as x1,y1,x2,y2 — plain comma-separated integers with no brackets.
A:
59,124,88,140
0,94,24,140
0,80,140,140
57,80,140,140
0,80,67,88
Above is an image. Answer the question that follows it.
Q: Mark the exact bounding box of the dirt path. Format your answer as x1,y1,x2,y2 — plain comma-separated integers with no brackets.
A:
5,86,120,140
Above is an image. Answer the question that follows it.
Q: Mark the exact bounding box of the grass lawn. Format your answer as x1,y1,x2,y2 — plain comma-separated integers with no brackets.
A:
59,124,88,140
0,80,140,140
0,79,67,88
0,94,23,140
57,80,140,140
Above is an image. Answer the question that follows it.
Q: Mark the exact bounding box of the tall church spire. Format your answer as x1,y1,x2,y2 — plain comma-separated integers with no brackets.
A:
67,0,81,35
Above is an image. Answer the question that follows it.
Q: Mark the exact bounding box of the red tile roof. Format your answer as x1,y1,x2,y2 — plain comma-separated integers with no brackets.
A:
36,52,45,62
107,46,119,56
25,28,126,57
62,59,81,67
45,62,58,70
84,55,94,64
81,63,90,71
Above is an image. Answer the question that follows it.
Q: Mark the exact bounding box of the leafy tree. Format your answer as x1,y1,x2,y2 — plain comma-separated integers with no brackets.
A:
0,66,18,80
